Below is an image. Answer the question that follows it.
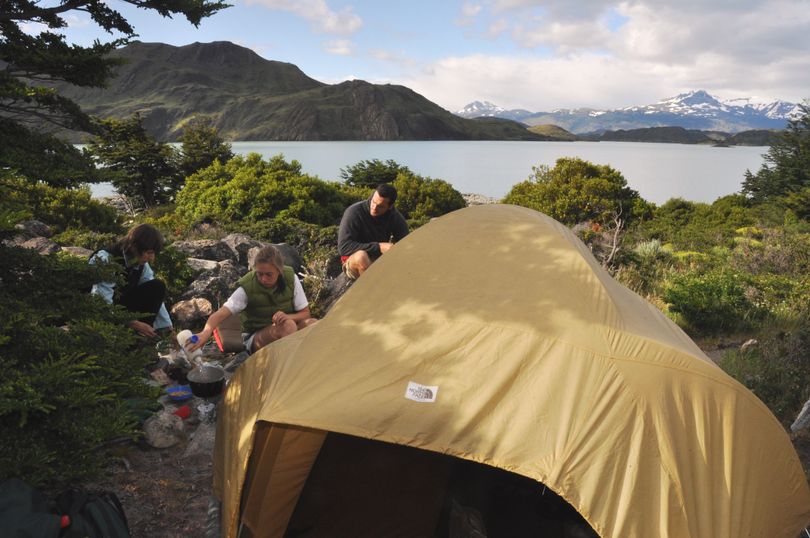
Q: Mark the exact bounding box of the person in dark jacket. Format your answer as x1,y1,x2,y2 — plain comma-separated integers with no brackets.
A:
338,183,409,279
90,223,172,338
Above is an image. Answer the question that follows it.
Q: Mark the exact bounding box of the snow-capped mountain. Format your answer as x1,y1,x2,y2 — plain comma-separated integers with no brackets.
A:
456,91,800,133
456,101,534,122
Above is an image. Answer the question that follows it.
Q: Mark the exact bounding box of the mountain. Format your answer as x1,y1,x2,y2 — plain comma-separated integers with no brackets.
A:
457,90,800,134
456,101,534,122
55,41,549,142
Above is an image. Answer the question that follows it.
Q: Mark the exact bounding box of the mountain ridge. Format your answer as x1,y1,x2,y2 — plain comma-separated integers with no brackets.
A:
55,41,551,142
456,90,801,133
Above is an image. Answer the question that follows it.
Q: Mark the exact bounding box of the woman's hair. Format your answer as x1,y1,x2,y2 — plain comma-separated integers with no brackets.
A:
254,245,286,293
120,224,164,258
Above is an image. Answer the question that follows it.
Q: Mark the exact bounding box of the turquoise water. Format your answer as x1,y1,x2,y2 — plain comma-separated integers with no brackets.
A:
91,140,767,205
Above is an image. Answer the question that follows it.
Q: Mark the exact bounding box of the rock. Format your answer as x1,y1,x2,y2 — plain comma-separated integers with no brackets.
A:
172,239,237,263
187,257,219,272
222,233,265,267
15,219,52,239
171,298,214,326
325,254,343,279
462,193,497,206
791,397,810,433
61,246,94,258
21,237,61,254
247,243,303,274
183,420,216,458
740,339,758,352
143,411,186,448
217,259,246,287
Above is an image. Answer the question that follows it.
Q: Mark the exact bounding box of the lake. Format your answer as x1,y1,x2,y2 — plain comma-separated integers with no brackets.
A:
90,141,768,205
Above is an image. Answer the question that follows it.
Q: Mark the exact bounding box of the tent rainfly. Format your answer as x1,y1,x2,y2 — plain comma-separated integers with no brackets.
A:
213,204,810,538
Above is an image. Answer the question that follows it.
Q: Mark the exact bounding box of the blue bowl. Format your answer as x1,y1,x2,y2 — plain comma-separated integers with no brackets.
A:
166,385,193,402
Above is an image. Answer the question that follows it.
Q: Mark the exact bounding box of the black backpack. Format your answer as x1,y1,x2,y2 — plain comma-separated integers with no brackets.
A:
56,489,131,538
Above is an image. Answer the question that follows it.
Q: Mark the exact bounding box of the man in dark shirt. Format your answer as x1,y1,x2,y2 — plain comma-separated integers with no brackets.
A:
338,183,409,279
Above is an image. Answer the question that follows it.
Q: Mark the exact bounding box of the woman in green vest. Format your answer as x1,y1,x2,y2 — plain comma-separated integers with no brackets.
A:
189,245,316,353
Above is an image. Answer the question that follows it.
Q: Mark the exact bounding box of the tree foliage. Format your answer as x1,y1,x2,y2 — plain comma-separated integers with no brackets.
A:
0,0,228,184
1,175,122,235
0,245,157,488
502,157,652,226
87,115,180,208
642,194,754,250
177,153,358,227
742,102,810,211
340,158,412,188
392,172,466,225
178,118,234,179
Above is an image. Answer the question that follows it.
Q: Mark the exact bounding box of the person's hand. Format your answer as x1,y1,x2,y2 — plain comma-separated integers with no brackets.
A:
272,311,290,325
128,320,157,339
187,328,211,352
379,241,394,254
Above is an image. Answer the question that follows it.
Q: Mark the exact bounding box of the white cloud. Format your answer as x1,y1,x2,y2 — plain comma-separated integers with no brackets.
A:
371,49,416,67
487,18,509,38
324,39,354,55
245,0,362,35
401,45,810,113
456,2,483,26
405,0,810,110
462,2,483,17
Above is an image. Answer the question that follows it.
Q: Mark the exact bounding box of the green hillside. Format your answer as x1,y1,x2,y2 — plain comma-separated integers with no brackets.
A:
56,41,550,142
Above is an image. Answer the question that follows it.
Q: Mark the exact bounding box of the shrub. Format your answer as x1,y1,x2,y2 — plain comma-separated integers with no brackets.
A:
340,159,411,188
720,346,809,425
150,245,196,308
642,194,754,250
502,157,652,226
2,176,122,235
177,154,358,227
392,172,466,226
0,245,156,489
663,269,766,335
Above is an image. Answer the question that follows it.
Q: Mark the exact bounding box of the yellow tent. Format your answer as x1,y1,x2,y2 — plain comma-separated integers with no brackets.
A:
213,204,810,538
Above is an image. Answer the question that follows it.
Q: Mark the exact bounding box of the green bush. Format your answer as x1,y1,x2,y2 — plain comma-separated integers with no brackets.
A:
150,245,196,308
392,172,466,226
177,153,358,227
2,176,122,235
642,195,754,250
0,245,156,488
617,239,674,297
663,269,766,335
340,159,411,188
503,157,652,226
720,311,810,424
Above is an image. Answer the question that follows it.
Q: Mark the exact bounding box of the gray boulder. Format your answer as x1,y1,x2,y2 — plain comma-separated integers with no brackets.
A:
171,297,214,327
15,220,52,239
172,239,237,263
142,410,186,448
222,233,265,267
181,259,246,305
21,237,61,254
61,246,94,258
187,257,220,272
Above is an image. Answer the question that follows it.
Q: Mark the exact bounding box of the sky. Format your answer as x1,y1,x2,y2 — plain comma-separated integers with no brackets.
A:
38,0,810,113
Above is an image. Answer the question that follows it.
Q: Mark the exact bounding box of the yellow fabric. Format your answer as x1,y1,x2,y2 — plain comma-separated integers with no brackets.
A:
214,204,810,538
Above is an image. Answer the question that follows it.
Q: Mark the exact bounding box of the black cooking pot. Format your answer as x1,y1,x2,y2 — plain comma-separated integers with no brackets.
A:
186,364,225,398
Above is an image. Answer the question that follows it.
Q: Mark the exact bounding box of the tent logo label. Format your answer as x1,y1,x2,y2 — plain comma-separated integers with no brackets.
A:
406,381,438,403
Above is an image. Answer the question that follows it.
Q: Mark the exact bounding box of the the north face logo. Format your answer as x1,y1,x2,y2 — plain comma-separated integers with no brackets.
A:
405,381,438,403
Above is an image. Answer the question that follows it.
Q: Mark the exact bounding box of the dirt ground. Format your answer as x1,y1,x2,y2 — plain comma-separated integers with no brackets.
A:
90,414,217,537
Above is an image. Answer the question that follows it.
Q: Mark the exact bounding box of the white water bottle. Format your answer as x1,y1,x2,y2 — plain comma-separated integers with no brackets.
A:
176,329,203,362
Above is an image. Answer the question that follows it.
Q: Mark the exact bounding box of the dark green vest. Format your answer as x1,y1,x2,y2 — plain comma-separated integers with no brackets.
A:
237,266,296,334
